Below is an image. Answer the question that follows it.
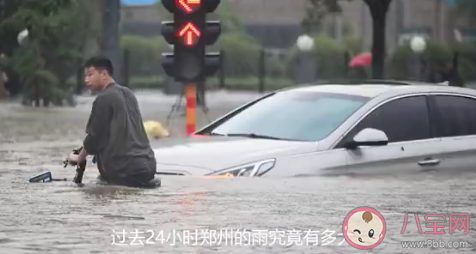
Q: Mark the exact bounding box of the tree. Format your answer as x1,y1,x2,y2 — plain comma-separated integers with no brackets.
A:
0,0,23,96
0,0,93,106
306,0,392,79
302,0,343,34
0,0,22,55
302,0,332,34
362,0,392,79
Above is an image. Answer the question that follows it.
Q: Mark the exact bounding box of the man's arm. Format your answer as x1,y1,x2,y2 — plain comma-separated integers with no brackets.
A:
83,96,112,155
77,147,88,163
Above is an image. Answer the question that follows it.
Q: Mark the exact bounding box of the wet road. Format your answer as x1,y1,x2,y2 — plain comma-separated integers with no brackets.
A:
0,90,475,254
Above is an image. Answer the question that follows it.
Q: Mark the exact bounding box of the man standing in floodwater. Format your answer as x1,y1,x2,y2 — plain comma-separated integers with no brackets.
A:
66,56,158,187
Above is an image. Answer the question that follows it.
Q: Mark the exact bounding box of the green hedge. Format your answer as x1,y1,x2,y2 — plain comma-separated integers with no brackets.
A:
120,33,476,90
286,35,356,80
120,35,168,77
388,40,476,82
120,33,364,87
120,32,289,80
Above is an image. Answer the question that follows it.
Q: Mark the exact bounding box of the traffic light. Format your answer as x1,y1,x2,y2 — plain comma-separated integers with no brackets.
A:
161,0,221,82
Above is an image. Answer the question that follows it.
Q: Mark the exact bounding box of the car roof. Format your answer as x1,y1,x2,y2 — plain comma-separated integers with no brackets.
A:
282,80,476,98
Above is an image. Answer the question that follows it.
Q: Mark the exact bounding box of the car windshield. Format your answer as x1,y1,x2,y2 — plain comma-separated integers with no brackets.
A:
209,91,370,141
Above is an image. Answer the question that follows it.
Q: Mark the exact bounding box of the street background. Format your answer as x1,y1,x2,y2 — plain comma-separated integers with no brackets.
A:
0,0,475,253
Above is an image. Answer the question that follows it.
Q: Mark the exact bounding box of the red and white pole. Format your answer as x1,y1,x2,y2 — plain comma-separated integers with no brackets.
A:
184,83,196,135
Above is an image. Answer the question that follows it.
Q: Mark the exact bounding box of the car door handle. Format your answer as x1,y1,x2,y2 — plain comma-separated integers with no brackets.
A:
417,158,441,166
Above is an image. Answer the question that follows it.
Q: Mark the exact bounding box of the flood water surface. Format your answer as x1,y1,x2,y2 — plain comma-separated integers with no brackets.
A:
0,92,475,254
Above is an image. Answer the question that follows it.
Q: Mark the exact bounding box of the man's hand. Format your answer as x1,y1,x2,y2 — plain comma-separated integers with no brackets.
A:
67,152,84,166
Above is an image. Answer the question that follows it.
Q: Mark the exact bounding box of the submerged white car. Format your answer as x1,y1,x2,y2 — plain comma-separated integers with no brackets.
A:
153,80,476,177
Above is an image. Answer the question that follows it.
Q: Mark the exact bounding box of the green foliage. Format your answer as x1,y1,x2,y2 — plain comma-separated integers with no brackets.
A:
0,55,8,69
388,40,451,80
302,0,354,35
214,0,245,33
302,0,330,34
0,0,92,106
121,31,287,82
312,35,348,78
120,35,168,77
343,35,363,55
217,32,260,77
0,1,23,55
286,35,348,80
451,42,476,82
216,32,287,77
342,18,354,36
130,0,368,89
34,69,62,104
455,42,476,64
388,40,476,82
127,0,287,82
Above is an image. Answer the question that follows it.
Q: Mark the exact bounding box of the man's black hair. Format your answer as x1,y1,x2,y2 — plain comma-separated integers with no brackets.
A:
83,56,113,75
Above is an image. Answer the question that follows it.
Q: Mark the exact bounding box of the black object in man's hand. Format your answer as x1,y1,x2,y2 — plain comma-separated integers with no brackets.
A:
64,147,87,184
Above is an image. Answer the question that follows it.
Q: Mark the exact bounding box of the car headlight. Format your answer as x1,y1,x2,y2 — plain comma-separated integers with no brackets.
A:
206,159,276,177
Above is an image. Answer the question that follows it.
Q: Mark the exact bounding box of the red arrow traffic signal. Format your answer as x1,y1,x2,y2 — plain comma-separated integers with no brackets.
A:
177,0,201,13
179,22,201,46
161,0,221,83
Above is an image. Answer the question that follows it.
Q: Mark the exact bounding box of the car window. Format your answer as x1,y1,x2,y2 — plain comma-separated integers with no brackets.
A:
431,95,476,137
208,91,369,141
338,95,431,146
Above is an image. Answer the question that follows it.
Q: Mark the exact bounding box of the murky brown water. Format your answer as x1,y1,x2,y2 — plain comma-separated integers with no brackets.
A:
0,92,475,253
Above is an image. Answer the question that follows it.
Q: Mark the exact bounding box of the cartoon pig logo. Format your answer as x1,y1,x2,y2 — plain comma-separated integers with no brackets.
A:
343,207,386,249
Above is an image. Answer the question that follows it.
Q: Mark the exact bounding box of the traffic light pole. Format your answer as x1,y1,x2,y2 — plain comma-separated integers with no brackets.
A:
161,0,221,136
185,82,197,134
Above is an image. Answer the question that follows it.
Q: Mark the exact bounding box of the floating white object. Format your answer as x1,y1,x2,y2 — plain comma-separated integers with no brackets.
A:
410,36,426,53
296,34,314,52
17,29,29,44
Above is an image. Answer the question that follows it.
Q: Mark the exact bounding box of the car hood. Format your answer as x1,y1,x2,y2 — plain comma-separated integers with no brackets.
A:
151,136,316,173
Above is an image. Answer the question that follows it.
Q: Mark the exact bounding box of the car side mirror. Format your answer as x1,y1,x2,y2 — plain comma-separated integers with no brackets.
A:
344,128,389,150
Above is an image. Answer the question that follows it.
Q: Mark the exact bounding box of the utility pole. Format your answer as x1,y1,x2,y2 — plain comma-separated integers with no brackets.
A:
100,0,121,81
